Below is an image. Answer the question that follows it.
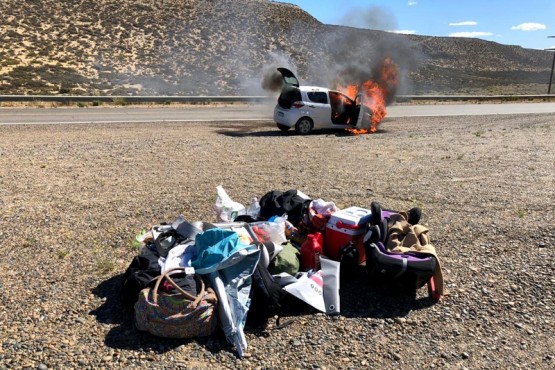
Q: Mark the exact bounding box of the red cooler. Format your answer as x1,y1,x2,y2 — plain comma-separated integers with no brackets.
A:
324,206,373,264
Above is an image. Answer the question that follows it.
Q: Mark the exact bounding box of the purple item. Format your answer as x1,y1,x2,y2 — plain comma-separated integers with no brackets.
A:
365,241,437,289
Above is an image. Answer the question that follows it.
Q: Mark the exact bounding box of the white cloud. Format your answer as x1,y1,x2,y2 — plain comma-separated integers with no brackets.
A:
389,29,417,34
408,0,417,5
511,22,546,31
449,31,493,38
449,21,478,26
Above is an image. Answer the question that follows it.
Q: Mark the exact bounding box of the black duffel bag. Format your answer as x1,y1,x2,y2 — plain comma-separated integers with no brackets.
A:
121,247,161,308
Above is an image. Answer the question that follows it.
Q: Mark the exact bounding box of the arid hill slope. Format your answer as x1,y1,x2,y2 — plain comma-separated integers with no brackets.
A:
0,0,552,96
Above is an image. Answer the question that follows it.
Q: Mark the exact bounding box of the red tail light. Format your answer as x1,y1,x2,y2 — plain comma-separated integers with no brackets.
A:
291,101,305,108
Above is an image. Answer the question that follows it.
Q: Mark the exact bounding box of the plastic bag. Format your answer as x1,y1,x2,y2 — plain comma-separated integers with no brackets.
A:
215,185,246,222
246,197,261,218
251,216,287,246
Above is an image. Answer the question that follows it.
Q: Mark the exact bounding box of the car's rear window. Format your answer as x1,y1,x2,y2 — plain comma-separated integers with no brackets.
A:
307,91,328,104
283,76,298,86
278,86,302,109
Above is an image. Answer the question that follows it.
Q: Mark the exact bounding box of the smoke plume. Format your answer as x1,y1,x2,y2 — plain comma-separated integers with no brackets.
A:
339,6,397,32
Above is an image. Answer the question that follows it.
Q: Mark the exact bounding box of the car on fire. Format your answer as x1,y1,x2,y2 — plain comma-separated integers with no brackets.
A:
273,68,371,135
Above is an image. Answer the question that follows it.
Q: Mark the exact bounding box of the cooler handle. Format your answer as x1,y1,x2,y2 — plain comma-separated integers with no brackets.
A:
336,221,360,230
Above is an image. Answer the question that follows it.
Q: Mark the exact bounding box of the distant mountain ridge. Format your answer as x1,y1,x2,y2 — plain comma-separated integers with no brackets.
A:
0,0,552,96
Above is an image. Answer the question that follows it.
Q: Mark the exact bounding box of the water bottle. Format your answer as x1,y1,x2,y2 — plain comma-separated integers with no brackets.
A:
246,197,260,218
300,232,323,271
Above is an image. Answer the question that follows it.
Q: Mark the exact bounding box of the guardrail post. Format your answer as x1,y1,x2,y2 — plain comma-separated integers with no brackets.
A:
548,51,555,95
547,37,555,95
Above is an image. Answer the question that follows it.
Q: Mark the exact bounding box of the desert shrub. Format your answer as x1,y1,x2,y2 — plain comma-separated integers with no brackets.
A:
6,30,19,38
3,58,20,66
112,97,127,105
59,83,71,94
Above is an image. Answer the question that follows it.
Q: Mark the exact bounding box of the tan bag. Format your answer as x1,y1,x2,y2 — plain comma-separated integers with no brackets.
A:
134,267,218,338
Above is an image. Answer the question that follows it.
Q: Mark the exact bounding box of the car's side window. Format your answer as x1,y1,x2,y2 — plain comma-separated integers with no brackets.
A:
307,92,328,104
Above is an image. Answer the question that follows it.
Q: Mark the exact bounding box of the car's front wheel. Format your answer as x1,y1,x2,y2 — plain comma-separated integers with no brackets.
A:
295,117,313,135
276,123,290,132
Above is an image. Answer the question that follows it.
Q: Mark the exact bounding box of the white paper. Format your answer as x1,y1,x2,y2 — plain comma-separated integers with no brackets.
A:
283,270,326,312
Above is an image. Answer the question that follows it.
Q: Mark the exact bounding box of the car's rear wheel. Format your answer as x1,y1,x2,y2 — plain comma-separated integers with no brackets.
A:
295,117,313,135
277,123,290,132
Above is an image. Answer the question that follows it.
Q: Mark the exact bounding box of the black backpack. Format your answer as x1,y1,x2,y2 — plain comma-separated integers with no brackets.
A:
246,235,305,327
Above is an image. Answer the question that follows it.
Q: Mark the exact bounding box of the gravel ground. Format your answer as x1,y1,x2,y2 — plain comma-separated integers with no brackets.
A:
1,112,554,369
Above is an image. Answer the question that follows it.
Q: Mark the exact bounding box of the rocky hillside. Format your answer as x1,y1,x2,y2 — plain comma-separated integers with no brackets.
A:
0,0,552,96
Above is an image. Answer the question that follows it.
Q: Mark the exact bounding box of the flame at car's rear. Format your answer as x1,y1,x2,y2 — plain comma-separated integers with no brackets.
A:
336,57,398,134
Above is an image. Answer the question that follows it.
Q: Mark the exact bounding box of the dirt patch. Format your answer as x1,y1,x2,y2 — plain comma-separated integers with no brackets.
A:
0,114,554,369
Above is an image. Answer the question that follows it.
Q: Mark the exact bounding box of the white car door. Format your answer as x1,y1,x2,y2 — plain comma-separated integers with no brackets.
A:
305,90,332,129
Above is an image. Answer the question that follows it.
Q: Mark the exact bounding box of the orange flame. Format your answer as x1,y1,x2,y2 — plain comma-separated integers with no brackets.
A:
337,57,398,135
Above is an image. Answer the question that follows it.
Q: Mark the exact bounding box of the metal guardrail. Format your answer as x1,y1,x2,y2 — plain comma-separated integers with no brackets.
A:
395,94,555,102
0,95,272,103
0,94,554,103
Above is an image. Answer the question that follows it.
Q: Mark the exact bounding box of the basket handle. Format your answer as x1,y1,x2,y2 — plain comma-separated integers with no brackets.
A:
152,267,205,308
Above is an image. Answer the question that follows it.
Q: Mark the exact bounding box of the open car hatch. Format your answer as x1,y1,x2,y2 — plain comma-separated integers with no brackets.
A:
277,67,300,88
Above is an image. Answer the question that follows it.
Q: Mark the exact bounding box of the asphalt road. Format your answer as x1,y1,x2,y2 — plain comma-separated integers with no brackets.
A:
1,102,555,124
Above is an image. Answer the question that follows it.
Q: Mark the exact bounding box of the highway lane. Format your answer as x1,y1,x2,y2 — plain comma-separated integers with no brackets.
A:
1,102,555,125
0,104,274,125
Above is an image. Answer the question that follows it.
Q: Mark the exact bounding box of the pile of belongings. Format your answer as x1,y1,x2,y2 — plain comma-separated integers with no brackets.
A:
122,187,444,357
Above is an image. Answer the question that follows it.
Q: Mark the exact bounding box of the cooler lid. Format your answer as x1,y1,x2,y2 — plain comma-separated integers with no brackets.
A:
328,206,372,226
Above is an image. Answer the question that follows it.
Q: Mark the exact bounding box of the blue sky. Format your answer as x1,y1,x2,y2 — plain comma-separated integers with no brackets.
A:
279,0,555,50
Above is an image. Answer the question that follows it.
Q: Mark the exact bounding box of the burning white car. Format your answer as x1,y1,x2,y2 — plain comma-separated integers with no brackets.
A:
273,68,372,135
